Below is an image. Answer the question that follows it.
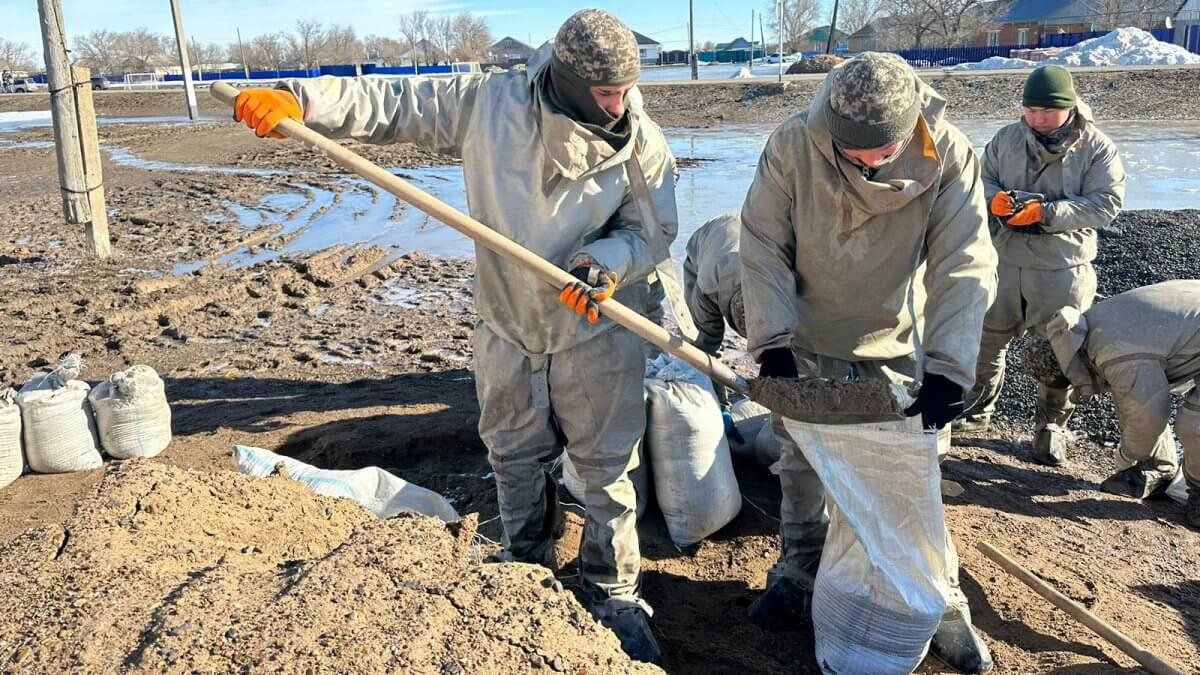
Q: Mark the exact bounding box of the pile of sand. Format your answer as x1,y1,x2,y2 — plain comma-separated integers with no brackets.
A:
0,461,658,674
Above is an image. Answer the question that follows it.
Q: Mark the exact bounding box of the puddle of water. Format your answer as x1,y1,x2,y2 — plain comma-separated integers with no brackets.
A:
0,111,222,133
104,146,285,177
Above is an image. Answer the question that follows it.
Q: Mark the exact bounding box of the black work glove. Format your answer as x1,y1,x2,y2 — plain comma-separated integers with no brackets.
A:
904,373,964,430
758,347,799,379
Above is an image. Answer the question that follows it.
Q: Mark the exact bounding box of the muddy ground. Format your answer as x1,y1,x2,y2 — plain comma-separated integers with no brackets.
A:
1,83,1199,674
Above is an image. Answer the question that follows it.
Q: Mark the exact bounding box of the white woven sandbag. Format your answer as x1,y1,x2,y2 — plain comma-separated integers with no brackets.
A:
727,397,771,459
783,416,950,675
89,365,172,459
18,355,103,474
0,388,23,489
235,445,458,522
646,355,741,547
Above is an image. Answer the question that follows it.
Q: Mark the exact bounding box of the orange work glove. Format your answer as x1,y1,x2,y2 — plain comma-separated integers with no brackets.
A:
234,89,302,139
558,264,617,325
1007,199,1044,227
989,191,1015,218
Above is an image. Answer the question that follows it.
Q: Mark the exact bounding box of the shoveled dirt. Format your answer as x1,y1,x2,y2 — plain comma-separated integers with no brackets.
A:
1,104,1199,673
0,461,657,674
747,375,904,422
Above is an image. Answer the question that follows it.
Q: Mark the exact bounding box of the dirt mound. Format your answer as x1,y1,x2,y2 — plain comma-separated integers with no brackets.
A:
0,462,659,674
787,55,844,74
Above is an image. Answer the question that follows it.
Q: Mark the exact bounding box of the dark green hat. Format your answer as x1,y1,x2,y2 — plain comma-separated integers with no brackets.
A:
1023,65,1077,109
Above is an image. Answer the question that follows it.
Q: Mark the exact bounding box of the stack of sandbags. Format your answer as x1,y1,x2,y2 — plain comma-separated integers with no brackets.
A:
645,355,741,548
0,388,22,489
89,365,172,459
17,354,103,474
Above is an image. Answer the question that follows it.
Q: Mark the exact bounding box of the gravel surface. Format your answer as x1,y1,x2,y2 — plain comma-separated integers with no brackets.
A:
991,209,1200,445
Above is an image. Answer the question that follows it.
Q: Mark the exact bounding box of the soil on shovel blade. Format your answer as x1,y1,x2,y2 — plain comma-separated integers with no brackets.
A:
748,375,904,422
1,114,1199,674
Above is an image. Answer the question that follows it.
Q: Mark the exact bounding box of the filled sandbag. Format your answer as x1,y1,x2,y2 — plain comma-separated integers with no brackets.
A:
754,422,784,470
645,355,741,547
17,355,103,474
727,397,771,460
89,365,172,459
235,445,458,522
0,388,23,489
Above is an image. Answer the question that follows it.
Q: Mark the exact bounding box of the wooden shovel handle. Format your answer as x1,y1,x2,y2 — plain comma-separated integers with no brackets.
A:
978,542,1182,675
210,81,746,393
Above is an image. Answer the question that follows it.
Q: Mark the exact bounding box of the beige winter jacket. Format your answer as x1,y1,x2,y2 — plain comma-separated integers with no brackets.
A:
982,100,1125,270
683,212,744,355
280,45,678,354
1048,281,1200,453
740,69,997,390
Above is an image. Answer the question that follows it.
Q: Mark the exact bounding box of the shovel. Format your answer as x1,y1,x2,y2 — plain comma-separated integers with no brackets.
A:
210,82,905,423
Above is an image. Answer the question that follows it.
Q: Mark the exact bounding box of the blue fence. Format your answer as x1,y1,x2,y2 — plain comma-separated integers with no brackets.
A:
155,63,472,82
1040,27,1173,47
894,46,1017,67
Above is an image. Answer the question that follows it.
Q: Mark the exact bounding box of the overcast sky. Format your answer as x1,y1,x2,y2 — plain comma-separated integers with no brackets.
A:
2,0,836,61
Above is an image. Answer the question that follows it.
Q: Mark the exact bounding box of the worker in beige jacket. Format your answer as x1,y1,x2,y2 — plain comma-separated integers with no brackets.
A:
683,212,746,358
958,65,1125,468
232,10,676,663
1018,281,1200,526
740,53,998,673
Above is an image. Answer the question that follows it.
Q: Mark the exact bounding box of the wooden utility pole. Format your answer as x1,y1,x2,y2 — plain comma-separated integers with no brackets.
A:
37,0,111,258
169,0,199,120
689,0,698,80
778,0,784,82
237,27,250,79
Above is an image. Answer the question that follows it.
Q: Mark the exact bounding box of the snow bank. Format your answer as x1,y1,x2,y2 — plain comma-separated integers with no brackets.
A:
729,66,754,79
1051,27,1200,66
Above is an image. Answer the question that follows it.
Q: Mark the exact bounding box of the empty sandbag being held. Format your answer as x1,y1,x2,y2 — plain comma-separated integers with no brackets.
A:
0,388,22,490
17,354,103,474
89,365,172,459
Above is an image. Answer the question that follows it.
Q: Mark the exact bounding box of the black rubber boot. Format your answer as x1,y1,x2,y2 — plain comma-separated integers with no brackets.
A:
747,575,814,632
930,613,994,673
1032,428,1068,466
489,470,564,568
1186,488,1200,530
601,606,662,664
1100,465,1176,500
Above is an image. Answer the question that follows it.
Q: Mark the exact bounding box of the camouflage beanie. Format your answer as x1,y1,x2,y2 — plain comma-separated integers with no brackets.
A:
1020,336,1066,386
553,9,640,86
824,52,920,150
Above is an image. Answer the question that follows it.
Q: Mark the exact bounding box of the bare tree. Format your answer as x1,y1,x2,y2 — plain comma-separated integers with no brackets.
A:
287,20,327,69
114,28,169,72
189,38,226,72
430,16,453,63
767,0,823,52
1090,0,1180,30
451,12,492,62
363,35,405,63
74,30,122,74
249,33,287,70
700,40,716,51
884,0,1003,48
840,0,886,35
399,10,431,67
324,24,363,64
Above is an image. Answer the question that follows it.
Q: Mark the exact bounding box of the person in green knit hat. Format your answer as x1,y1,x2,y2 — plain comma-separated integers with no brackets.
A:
957,65,1127,470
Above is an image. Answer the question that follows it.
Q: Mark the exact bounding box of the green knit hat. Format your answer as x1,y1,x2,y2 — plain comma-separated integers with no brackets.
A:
1023,65,1077,109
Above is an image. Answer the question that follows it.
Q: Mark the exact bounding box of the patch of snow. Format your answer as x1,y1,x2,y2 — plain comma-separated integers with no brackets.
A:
729,66,755,79
951,56,1039,70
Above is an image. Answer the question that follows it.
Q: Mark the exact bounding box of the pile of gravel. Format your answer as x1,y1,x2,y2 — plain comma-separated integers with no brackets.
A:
991,209,1200,445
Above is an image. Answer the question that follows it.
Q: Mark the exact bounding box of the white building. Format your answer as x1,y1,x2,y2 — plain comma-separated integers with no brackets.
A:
632,31,662,65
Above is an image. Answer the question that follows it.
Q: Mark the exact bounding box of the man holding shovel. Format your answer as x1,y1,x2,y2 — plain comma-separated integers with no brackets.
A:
739,53,998,672
232,9,675,663
957,65,1125,467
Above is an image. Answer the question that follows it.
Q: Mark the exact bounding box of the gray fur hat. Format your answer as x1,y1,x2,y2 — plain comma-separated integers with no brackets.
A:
553,9,640,86
824,52,920,150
